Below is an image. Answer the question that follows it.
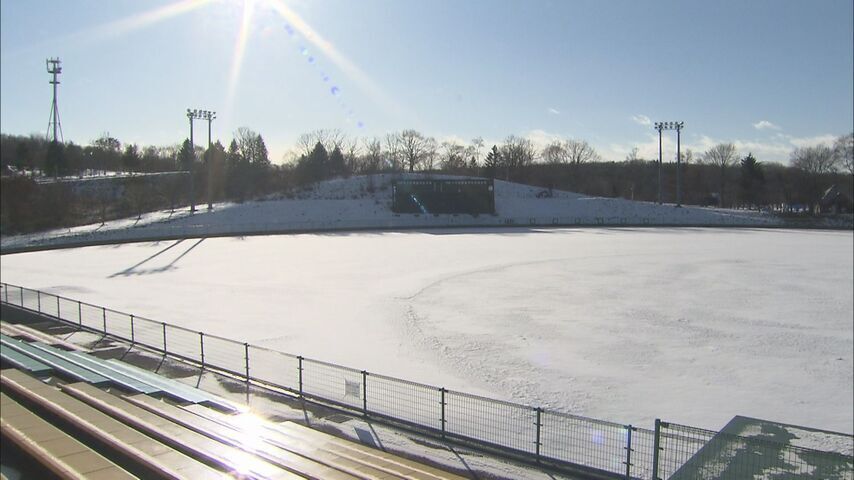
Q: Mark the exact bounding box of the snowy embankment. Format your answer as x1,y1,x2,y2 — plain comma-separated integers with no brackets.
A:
1,174,792,251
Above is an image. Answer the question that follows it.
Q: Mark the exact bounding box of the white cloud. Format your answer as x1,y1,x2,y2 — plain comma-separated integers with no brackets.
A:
631,114,651,126
547,108,561,115
753,120,782,131
787,134,836,148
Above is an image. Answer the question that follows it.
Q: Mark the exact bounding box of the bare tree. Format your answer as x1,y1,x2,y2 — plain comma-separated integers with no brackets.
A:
791,144,839,212
440,141,468,172
833,132,853,175
703,143,738,207
397,129,429,172
296,129,346,156
542,141,569,164
791,145,838,175
470,136,484,166
362,137,383,173
500,135,536,180
565,139,599,165
625,147,641,163
384,133,402,171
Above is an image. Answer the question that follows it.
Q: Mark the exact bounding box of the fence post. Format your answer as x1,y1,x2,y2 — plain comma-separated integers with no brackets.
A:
37,290,41,312
199,332,205,367
624,425,634,480
3,284,7,303
162,322,167,352
56,296,60,318
440,388,446,438
244,343,250,381
535,407,542,460
297,356,303,397
652,419,662,480
130,315,135,343
20,286,24,307
77,301,82,326
361,370,368,416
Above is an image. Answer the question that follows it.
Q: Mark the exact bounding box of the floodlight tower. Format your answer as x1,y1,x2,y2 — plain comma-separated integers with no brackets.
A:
186,109,197,213
46,58,64,143
201,110,216,210
654,121,685,206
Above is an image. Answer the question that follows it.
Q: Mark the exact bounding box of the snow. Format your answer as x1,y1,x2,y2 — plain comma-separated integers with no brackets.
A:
2,227,851,436
2,174,792,251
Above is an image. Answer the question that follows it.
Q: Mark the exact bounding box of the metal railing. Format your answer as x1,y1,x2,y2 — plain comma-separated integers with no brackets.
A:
1,281,851,480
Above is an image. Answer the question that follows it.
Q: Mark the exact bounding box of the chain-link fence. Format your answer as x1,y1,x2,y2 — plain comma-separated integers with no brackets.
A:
1,281,851,480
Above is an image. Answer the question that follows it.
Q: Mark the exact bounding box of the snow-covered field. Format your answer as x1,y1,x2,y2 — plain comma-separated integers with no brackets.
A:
2,227,852,436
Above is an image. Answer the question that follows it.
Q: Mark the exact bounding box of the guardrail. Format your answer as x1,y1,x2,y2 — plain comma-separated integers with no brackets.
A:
1,282,851,480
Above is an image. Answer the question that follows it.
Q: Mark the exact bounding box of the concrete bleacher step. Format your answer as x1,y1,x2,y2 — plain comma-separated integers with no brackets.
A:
60,382,306,480
1,391,138,480
0,369,226,480
0,320,88,352
127,394,387,479
182,404,465,480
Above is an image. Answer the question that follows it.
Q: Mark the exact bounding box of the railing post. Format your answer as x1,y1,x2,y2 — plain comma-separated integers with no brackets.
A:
56,296,60,318
37,290,41,312
535,407,542,460
130,315,135,343
162,322,167,352
297,356,304,397
102,307,107,332
199,332,205,367
244,343,250,381
362,370,368,416
624,424,634,480
77,301,82,326
652,419,662,480
3,284,7,303
440,388,447,438
20,286,24,307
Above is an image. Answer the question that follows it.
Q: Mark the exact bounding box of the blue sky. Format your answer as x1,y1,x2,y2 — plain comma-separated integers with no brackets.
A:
1,0,852,164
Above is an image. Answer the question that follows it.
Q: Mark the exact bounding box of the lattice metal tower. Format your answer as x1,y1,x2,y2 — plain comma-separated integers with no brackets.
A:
46,57,64,142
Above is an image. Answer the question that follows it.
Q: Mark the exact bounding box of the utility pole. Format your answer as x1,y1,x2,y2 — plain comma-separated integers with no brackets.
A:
46,58,63,143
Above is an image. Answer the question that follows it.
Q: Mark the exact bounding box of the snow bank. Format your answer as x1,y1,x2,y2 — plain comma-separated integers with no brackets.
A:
1,174,788,251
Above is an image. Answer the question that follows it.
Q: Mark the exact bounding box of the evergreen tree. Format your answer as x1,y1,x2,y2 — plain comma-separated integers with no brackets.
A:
178,139,194,171
329,146,346,177
122,144,141,172
483,145,501,179
739,153,765,205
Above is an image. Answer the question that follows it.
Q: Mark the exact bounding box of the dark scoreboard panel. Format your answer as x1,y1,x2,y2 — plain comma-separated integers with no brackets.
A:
392,178,495,214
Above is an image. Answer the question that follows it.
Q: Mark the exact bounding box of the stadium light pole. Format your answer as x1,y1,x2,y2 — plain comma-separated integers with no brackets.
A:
186,109,196,213
654,121,685,206
187,108,216,211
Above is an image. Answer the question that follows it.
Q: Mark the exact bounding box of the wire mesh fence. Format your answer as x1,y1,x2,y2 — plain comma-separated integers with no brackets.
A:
2,281,852,480
301,358,364,411
365,373,442,430
445,389,538,455
246,345,300,392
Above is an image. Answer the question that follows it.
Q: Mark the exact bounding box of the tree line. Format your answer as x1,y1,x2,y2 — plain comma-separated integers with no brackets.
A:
1,129,852,234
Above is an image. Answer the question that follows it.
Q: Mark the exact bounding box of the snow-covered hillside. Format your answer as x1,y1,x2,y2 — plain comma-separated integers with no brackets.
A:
2,174,791,251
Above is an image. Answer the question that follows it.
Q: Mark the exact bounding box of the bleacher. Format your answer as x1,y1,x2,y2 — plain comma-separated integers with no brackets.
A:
0,321,467,480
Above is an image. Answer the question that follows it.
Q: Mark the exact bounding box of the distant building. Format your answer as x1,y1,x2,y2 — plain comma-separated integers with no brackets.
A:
819,185,853,214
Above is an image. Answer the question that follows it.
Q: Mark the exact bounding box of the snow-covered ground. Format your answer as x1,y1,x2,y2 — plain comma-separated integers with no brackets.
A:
2,227,851,437
2,174,796,251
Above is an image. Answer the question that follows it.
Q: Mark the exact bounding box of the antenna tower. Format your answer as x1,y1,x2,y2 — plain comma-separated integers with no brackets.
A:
46,57,64,143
